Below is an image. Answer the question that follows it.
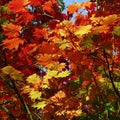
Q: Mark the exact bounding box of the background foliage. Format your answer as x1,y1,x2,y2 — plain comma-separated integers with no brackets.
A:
0,0,120,119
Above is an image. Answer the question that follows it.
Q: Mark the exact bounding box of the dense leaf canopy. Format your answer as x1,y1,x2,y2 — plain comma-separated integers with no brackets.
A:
0,0,120,119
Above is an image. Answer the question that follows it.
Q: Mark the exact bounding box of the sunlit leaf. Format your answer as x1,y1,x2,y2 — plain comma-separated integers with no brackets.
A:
75,25,92,37
44,70,58,80
57,71,71,78
67,3,80,15
26,74,42,84
29,90,42,100
32,101,48,109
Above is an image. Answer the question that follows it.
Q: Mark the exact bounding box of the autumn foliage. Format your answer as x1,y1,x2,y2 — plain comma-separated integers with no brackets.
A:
0,0,120,119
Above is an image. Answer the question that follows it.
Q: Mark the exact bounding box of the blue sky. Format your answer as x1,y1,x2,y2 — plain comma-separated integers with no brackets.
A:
64,0,86,6
63,0,87,13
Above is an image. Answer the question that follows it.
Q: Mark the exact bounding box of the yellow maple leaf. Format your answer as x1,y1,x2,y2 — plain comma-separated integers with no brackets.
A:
29,90,42,100
43,70,58,80
75,25,92,37
26,74,42,90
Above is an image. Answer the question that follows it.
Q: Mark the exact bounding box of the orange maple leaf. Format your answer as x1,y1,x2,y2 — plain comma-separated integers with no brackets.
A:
2,38,25,50
42,0,58,14
2,23,22,38
15,10,34,25
8,0,30,13
67,3,80,15
36,54,53,66
80,2,96,10
33,28,47,40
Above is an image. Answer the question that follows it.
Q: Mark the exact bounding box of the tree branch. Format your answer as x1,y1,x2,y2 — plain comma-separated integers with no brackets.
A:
2,50,33,120
103,49,120,99
9,77,33,120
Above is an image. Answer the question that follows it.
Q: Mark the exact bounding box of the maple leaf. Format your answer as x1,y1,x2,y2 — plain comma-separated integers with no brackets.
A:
93,25,109,34
44,70,58,80
50,90,66,105
33,28,47,40
2,66,23,81
102,14,119,25
8,0,30,13
54,90,66,99
15,10,34,25
57,71,71,78
32,101,48,109
29,0,41,6
80,1,96,10
42,0,58,14
40,42,59,54
29,90,42,100
2,37,25,50
23,85,34,94
26,74,42,90
26,74,42,84
112,26,120,36
67,3,80,15
75,25,92,37
36,54,53,66
2,23,22,38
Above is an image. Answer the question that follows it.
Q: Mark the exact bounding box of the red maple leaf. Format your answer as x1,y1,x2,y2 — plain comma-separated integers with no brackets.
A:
8,0,30,13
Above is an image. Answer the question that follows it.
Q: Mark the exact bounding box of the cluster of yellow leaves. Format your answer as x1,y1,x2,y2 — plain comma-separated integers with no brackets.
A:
23,74,49,109
44,70,71,81
90,14,120,33
23,68,71,109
